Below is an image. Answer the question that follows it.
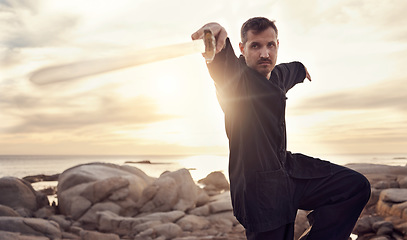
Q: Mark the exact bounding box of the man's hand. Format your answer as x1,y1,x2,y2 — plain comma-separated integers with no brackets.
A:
191,22,228,54
304,66,312,81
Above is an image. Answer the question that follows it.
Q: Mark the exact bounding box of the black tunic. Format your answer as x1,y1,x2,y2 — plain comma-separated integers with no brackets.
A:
207,38,332,232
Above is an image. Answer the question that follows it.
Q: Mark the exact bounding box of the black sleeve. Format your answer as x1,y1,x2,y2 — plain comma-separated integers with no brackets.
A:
275,62,306,93
206,38,241,89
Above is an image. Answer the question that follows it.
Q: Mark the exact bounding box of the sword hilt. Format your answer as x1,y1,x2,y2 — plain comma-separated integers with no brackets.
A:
203,29,216,63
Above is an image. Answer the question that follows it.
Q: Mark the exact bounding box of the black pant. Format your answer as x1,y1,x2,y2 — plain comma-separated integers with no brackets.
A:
246,164,371,240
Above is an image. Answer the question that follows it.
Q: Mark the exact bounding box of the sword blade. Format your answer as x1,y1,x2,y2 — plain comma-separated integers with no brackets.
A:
29,39,206,85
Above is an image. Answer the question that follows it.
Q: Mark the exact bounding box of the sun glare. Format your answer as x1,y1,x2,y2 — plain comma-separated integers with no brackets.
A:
154,75,180,97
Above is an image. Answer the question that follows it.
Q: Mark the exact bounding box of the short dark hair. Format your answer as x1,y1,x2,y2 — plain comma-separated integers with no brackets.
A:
240,17,278,44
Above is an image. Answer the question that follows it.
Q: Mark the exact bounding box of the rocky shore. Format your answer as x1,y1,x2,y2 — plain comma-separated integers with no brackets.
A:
1,162,407,240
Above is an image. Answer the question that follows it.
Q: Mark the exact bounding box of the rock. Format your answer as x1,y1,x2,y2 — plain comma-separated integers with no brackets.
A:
0,177,48,216
57,162,154,221
138,176,178,212
196,187,210,207
376,189,407,221
206,212,238,233
384,216,406,226
133,220,162,234
97,211,134,235
141,210,186,223
0,230,49,240
61,231,80,239
369,236,391,240
353,215,383,235
377,200,392,217
388,201,407,219
397,176,407,188
208,190,230,202
372,221,393,235
96,210,185,235
391,232,404,240
59,188,92,220
23,174,60,183
139,169,198,213
49,215,72,231
173,237,199,240
373,180,399,189
208,199,233,213
176,215,210,231
394,222,407,235
133,222,183,240
0,204,20,217
346,164,407,176
58,162,153,192
367,188,382,208
153,223,183,239
198,171,230,191
188,205,210,216
294,210,309,240
80,230,120,240
78,202,121,229
81,177,130,204
134,228,154,239
69,226,84,236
0,216,61,239
34,206,55,219
202,184,222,196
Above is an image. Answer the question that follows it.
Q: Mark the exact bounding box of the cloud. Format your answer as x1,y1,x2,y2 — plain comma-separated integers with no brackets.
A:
0,0,81,68
1,89,175,134
287,76,407,154
291,78,407,114
279,0,407,43
0,0,38,12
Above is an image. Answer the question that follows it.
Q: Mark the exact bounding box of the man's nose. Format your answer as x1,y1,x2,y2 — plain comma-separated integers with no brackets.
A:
259,47,269,58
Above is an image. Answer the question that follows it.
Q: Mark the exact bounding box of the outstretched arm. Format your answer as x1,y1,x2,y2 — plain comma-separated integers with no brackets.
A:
191,22,228,54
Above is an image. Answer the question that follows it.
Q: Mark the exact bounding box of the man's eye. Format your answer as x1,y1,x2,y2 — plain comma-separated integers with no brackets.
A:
251,44,258,49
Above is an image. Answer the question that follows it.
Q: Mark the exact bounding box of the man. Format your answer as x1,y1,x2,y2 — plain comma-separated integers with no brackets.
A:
191,17,371,240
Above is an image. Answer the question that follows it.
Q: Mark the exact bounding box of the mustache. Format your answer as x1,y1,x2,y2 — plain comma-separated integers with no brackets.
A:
257,58,272,64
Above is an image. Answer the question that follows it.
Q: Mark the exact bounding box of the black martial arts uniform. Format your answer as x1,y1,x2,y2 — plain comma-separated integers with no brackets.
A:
207,38,371,240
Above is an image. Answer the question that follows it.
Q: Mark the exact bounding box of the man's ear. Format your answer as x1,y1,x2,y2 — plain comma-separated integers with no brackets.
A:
277,39,280,49
239,42,245,55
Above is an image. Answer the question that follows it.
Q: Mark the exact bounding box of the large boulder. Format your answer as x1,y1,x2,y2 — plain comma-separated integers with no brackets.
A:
377,189,407,220
0,177,48,216
0,204,20,217
0,231,49,240
198,171,230,195
346,164,407,187
97,210,185,236
138,169,198,213
176,214,210,231
57,162,154,225
0,217,61,239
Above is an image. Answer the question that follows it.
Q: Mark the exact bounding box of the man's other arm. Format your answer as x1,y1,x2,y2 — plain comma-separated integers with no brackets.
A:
277,62,312,92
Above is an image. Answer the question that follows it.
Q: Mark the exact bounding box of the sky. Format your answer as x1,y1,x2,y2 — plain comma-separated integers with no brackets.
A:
0,0,406,156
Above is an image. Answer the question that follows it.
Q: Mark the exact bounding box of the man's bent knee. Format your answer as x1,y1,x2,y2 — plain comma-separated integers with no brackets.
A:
351,170,371,206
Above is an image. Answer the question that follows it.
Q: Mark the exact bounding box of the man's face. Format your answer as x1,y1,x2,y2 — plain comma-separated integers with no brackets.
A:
239,27,279,79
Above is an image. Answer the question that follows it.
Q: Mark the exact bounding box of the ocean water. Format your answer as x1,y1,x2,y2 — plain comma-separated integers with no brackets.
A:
1,153,406,181
0,154,230,182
